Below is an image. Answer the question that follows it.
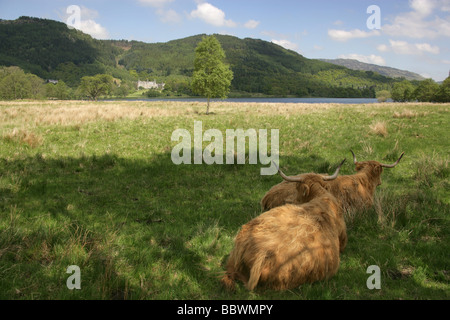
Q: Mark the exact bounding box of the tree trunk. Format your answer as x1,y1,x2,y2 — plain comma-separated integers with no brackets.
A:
206,97,210,115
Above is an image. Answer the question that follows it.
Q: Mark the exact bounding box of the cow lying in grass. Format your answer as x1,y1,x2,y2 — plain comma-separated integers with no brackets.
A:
221,160,347,291
260,151,404,213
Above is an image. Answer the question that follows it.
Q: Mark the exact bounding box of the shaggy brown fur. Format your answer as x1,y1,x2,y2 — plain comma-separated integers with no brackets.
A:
260,153,404,213
222,174,347,291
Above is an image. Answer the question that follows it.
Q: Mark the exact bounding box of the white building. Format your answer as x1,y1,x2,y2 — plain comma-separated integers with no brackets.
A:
137,80,165,90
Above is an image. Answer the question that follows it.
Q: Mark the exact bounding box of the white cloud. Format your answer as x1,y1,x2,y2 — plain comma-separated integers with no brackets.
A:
190,2,237,27
78,6,99,20
328,29,380,42
377,44,390,52
157,8,181,23
137,0,174,7
271,39,300,52
415,42,441,54
61,6,109,39
338,54,386,66
137,0,180,23
244,20,260,29
378,39,440,55
77,19,110,39
410,0,436,16
382,0,450,38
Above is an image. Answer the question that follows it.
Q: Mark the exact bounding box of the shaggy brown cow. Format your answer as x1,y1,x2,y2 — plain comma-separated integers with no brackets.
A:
221,160,347,291
260,151,404,213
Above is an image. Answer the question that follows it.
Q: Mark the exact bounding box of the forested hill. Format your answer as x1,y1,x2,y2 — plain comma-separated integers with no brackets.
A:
0,16,127,87
0,16,398,97
115,34,394,97
320,59,425,81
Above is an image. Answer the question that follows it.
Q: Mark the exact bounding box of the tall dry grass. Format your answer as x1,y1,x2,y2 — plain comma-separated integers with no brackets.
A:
0,101,447,127
2,127,43,148
393,109,429,119
0,100,346,126
370,121,388,137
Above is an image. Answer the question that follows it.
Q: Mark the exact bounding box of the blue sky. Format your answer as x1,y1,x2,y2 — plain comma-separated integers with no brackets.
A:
1,0,449,81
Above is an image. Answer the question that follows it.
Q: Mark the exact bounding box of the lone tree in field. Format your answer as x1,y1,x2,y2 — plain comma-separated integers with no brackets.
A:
80,74,113,101
192,35,233,115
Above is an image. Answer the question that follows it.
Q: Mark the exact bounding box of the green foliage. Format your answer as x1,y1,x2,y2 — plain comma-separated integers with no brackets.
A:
321,58,426,81
376,90,391,102
164,75,193,96
0,66,46,100
192,35,233,113
112,80,134,98
46,81,71,100
145,88,163,98
26,73,46,99
435,77,450,102
414,79,440,102
79,74,114,101
115,34,392,98
0,17,122,86
392,80,416,102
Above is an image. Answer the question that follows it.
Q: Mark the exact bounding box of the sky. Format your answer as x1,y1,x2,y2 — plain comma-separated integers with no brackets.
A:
1,0,449,81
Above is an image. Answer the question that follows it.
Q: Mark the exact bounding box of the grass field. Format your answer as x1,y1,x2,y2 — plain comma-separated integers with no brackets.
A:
0,100,448,300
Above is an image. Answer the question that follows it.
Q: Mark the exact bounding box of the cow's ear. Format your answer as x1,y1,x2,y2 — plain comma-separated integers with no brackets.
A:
375,165,383,175
301,184,310,198
303,185,309,197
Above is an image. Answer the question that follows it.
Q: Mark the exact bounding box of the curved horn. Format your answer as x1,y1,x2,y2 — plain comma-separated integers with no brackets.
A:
322,159,346,181
350,150,357,164
273,159,345,183
273,161,305,183
381,152,405,168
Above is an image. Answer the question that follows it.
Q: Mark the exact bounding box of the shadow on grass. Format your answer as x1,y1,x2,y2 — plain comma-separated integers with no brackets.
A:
0,152,342,298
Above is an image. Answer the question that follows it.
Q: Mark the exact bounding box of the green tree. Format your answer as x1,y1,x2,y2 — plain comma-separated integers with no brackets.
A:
414,79,440,102
0,66,32,100
391,80,415,102
26,73,45,99
129,70,139,80
47,81,70,100
113,81,132,98
435,77,450,102
79,74,113,101
376,90,391,102
55,81,70,100
192,35,233,114
145,88,163,98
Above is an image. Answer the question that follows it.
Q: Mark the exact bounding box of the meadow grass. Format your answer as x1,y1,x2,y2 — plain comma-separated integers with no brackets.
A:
0,100,449,300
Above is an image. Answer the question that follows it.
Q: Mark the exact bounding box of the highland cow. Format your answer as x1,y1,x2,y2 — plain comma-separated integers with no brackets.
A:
260,151,404,213
221,161,347,291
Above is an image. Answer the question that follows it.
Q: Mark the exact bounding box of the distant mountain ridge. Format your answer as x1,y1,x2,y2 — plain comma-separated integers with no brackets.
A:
319,59,425,81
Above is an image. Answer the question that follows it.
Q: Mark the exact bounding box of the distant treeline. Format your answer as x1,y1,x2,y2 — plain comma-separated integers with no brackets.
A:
1,66,449,102
0,66,193,100
390,79,450,102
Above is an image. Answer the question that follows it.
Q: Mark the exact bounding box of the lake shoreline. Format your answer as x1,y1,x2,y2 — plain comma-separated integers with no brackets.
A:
101,97,383,104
